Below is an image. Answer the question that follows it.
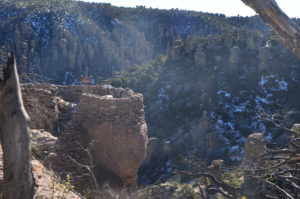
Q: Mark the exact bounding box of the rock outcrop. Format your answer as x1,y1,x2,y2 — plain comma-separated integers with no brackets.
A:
229,46,241,65
32,160,81,199
144,137,160,163
76,91,148,189
0,147,80,199
207,159,224,181
22,84,59,130
242,133,266,198
194,49,207,67
243,133,266,167
10,83,148,194
30,129,58,160
189,113,227,161
258,46,272,70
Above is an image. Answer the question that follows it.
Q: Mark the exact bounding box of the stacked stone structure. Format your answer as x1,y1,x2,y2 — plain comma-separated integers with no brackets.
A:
20,83,148,192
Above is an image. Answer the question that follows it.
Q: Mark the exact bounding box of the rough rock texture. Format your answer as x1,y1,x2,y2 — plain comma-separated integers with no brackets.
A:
291,123,300,149
243,133,266,167
22,84,59,130
0,147,80,199
291,123,300,132
189,112,227,161
17,83,148,194
30,129,58,160
144,137,160,163
76,92,148,189
207,159,224,181
242,133,266,198
32,160,81,199
229,46,240,65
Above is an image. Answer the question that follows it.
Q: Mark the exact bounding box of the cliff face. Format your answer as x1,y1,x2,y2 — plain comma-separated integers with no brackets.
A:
20,83,148,193
3,0,300,188
110,31,300,182
0,0,267,84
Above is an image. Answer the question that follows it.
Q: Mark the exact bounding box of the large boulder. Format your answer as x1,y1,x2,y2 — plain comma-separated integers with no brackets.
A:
242,133,267,198
76,91,148,189
30,129,58,160
144,137,160,163
290,124,300,149
243,133,266,167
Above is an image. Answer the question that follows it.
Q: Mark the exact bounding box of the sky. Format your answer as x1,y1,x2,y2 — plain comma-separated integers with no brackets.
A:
80,0,300,18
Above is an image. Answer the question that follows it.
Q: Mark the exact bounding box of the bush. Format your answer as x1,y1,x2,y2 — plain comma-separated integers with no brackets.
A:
222,168,244,188
174,184,197,199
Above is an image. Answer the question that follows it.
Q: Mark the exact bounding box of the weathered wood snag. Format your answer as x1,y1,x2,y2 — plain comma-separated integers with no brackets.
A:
241,0,300,59
0,52,33,199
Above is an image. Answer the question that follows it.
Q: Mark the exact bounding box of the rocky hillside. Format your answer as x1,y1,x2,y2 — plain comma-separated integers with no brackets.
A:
0,0,269,84
0,83,147,197
109,30,300,182
2,0,300,188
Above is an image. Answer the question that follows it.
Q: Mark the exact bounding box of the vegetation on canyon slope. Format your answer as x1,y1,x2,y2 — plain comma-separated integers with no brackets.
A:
1,0,300,198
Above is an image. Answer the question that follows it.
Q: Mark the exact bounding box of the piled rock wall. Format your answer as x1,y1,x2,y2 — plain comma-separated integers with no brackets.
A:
20,83,148,191
76,92,148,189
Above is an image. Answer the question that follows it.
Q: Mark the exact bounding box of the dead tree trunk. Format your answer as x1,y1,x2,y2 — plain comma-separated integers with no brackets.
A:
0,52,33,199
241,0,300,59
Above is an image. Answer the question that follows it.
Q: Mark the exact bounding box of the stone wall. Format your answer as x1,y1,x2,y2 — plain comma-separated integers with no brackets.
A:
21,83,148,191
22,84,59,130
75,92,148,189
22,83,137,103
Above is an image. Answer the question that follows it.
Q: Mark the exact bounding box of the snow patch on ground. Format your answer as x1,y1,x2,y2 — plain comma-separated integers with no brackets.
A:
217,90,230,97
259,75,267,86
256,96,270,105
278,80,288,91
233,105,246,113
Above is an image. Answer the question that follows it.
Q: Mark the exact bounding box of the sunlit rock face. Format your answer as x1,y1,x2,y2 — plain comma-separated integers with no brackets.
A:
76,89,148,189
243,133,266,167
21,83,148,192
0,0,226,84
242,133,266,198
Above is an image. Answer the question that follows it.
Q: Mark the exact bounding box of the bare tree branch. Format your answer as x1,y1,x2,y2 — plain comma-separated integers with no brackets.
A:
265,180,295,199
194,180,206,199
68,149,99,192
174,170,238,199
260,117,300,136
278,175,300,182
241,0,300,59
284,179,300,191
207,187,233,199
264,194,280,199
